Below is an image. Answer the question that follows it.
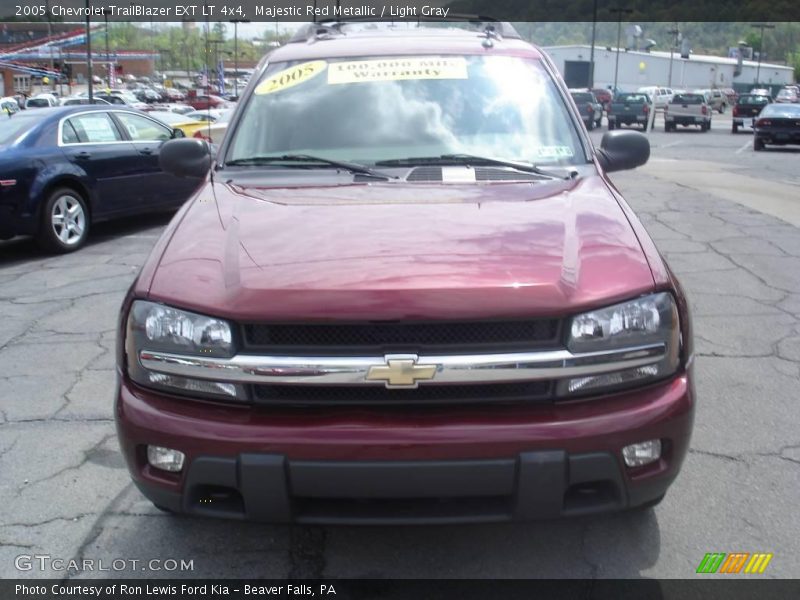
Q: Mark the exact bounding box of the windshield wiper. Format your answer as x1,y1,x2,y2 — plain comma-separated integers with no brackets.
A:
375,154,572,180
224,154,393,180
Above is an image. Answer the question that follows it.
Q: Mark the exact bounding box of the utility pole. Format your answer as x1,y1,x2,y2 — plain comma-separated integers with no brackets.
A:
45,0,53,90
588,0,598,89
204,2,210,94
751,23,775,86
230,19,250,98
85,0,93,102
209,38,224,93
587,0,597,90
667,25,680,88
59,46,64,95
150,16,156,76
611,7,633,95
104,8,111,88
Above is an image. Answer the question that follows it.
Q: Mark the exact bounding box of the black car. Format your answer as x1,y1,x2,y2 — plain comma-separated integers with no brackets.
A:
732,94,772,133
0,106,201,252
754,103,800,151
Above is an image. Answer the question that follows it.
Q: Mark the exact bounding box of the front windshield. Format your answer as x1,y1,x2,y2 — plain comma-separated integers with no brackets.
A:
227,55,585,167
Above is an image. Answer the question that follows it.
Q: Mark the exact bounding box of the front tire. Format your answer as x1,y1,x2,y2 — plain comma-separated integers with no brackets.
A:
36,187,90,254
754,137,765,151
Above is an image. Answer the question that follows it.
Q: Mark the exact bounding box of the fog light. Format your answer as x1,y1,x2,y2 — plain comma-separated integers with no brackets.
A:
147,445,185,472
147,371,240,398
565,364,659,394
622,439,662,467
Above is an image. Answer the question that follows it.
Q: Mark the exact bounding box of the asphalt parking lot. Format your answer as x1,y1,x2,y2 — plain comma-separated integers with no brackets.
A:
1,110,798,580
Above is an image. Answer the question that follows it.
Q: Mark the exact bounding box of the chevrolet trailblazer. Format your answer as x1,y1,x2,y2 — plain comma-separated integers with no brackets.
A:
116,21,695,523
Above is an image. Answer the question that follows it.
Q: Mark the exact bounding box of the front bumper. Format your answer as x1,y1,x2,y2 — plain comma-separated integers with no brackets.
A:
116,371,695,524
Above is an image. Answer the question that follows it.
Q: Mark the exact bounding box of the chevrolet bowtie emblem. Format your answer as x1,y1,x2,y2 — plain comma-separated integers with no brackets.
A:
365,354,438,388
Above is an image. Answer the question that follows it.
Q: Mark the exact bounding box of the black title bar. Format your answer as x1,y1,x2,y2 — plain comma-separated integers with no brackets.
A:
5,579,800,600
1,0,800,22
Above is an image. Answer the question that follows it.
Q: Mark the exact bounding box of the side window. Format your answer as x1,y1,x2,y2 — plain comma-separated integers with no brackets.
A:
114,112,171,141
61,120,81,144
66,113,122,143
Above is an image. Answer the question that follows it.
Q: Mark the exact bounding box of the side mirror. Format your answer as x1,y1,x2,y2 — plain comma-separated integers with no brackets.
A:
159,138,211,178
596,130,650,173
171,127,185,139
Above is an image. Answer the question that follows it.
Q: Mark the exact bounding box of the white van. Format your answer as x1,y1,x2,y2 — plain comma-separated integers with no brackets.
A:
637,86,674,109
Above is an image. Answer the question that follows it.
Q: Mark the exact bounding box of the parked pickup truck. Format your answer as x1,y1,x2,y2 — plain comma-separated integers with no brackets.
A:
732,94,772,133
664,93,712,132
607,93,652,131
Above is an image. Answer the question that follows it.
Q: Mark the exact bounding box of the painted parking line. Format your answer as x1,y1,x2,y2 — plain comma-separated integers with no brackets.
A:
735,140,751,154
661,141,683,149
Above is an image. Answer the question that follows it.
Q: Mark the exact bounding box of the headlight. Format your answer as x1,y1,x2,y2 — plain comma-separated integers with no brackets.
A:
558,292,681,396
126,300,247,401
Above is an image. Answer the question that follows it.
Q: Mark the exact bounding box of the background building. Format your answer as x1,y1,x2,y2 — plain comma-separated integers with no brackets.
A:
544,44,794,93
1,22,155,96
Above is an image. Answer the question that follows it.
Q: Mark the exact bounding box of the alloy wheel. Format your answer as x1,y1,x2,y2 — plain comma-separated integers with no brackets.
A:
50,194,86,246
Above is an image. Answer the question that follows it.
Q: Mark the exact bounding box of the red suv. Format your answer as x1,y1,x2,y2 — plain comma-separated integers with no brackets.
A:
117,21,695,524
188,94,227,110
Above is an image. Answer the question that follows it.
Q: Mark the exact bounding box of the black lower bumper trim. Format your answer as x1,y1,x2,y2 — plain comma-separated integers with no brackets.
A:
133,451,671,524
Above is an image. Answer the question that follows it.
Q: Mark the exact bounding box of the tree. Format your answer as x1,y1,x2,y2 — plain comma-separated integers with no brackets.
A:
789,52,800,81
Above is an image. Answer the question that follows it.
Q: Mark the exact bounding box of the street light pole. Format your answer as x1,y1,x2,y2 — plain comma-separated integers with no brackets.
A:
204,2,210,94
667,26,680,88
85,0,93,102
104,8,110,88
611,7,633,95
45,0,54,89
150,16,156,76
230,19,249,98
588,0,598,88
209,38,224,93
751,23,775,86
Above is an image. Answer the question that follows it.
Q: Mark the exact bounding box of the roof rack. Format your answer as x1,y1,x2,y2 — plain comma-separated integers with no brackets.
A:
288,16,521,44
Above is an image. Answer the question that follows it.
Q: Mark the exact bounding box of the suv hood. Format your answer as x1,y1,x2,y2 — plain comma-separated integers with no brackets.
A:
146,176,656,321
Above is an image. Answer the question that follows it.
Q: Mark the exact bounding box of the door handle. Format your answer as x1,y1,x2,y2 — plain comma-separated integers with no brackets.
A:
139,148,154,155
74,151,91,159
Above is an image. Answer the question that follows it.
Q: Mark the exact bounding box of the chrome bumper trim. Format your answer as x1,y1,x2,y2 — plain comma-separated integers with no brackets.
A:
139,344,666,387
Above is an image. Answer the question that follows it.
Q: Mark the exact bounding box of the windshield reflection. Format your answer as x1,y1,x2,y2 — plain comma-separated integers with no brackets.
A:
228,55,585,167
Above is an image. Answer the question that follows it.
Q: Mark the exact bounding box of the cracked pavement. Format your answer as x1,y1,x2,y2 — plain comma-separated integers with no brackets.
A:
1,115,798,580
